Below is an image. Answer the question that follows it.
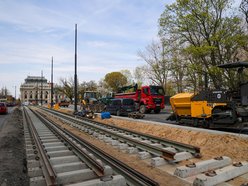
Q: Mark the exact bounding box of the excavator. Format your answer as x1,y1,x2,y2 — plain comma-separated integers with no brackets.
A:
80,91,105,113
168,61,248,129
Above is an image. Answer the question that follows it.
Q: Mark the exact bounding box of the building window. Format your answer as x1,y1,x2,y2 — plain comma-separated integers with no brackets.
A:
30,91,33,99
24,91,27,99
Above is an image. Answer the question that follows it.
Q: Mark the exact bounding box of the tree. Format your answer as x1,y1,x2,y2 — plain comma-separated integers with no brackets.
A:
134,65,146,86
78,80,98,99
0,87,10,96
120,69,133,84
104,72,127,92
240,0,248,26
97,79,111,97
79,81,97,93
57,77,74,101
159,0,248,90
137,40,171,94
165,36,188,93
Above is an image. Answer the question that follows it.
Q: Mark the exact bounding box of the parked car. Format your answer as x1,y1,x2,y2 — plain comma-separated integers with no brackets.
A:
0,102,8,114
59,100,70,107
105,98,135,116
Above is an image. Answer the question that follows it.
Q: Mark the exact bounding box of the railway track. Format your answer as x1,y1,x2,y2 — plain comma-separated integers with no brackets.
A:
23,106,159,186
39,107,201,162
32,106,248,186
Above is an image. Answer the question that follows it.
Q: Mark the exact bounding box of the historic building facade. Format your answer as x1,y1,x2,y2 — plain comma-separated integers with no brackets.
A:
20,76,52,104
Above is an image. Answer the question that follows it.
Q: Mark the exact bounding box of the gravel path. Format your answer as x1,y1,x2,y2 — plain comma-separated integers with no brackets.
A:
0,108,29,186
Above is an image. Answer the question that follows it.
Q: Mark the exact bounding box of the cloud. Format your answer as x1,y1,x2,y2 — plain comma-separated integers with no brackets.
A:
0,0,167,97
0,1,75,32
85,40,121,48
0,40,72,65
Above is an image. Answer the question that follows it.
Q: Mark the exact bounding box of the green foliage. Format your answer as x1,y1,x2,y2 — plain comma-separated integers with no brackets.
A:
134,66,145,86
165,80,177,96
120,69,133,84
159,0,248,90
184,45,216,58
104,72,127,92
78,80,97,100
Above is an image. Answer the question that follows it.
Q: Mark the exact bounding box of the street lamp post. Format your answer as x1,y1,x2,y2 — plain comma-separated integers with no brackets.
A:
51,57,54,108
74,24,78,113
12,85,16,100
41,70,43,105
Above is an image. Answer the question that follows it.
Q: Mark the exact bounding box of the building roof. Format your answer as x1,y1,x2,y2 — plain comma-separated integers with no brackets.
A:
24,76,48,84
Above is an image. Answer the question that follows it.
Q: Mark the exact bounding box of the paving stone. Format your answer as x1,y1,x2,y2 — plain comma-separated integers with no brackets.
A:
138,151,151,160
151,157,167,167
193,161,248,186
174,156,232,178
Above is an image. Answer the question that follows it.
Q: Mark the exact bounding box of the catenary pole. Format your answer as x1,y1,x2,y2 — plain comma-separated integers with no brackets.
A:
51,57,54,108
74,24,78,113
41,70,43,105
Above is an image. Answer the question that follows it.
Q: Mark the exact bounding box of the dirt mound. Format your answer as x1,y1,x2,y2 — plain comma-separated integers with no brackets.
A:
58,108,248,161
95,117,248,161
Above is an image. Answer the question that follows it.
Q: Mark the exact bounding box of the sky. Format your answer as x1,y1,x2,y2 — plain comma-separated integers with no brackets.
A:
0,0,242,98
0,0,174,98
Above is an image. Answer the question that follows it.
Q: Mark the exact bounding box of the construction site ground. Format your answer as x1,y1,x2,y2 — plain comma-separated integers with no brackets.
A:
92,115,248,162
58,107,248,185
0,106,248,186
0,107,29,186
59,107,248,162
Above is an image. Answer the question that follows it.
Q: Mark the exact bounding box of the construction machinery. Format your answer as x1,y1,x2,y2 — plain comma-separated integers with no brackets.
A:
80,91,105,113
115,84,165,114
168,61,248,128
58,100,70,107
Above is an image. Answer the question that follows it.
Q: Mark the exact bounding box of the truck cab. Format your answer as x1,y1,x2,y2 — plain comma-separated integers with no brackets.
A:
115,84,165,114
139,86,165,114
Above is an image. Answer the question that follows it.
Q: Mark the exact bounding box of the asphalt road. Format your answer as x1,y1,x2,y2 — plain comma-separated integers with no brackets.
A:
0,107,15,131
142,111,171,123
141,105,173,123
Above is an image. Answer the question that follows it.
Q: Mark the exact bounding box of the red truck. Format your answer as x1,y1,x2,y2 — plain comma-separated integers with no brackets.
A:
115,85,165,114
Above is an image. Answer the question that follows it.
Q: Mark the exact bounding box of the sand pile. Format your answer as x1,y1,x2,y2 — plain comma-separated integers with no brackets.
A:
94,117,248,161
58,108,248,161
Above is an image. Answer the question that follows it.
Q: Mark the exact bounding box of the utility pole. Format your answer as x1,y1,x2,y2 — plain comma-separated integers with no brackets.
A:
51,57,54,108
74,24,78,113
41,70,43,105
14,86,16,100
36,82,38,104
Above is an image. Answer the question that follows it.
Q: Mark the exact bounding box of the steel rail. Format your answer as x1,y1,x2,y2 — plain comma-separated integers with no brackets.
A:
43,107,200,155
32,109,106,177
23,107,57,186
40,107,175,159
33,107,159,185
34,108,159,186
82,122,176,160
82,117,201,155
40,107,200,158
63,128,159,186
